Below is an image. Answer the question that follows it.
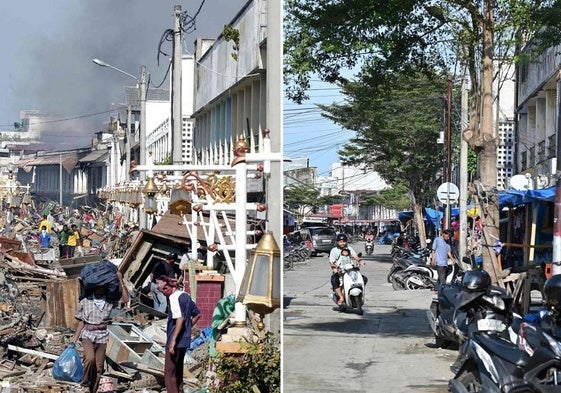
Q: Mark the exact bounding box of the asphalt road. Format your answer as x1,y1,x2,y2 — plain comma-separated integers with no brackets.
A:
283,244,457,393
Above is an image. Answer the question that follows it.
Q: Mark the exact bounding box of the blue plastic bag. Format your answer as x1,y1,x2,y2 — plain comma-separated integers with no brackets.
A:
52,343,83,383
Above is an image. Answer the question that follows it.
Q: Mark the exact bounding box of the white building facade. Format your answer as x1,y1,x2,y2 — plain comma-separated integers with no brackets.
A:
516,44,561,188
192,1,268,166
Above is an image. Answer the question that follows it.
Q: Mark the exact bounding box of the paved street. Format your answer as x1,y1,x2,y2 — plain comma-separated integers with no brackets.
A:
283,244,457,393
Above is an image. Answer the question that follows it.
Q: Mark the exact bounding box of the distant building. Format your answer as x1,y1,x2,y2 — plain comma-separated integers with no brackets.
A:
494,63,515,190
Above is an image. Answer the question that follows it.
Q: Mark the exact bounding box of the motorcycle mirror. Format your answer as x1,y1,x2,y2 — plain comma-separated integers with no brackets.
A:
357,252,362,258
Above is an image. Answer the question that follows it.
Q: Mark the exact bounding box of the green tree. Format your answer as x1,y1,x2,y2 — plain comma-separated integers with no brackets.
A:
322,72,447,245
361,184,410,212
284,0,561,282
284,183,321,225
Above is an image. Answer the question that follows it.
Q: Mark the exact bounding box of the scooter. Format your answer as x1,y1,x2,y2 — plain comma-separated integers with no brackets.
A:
364,239,374,255
427,272,512,349
392,262,461,290
387,249,430,285
449,324,561,392
332,262,365,315
447,271,561,392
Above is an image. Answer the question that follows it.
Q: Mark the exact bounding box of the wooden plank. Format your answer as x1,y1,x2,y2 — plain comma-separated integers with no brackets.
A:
45,278,80,328
119,361,164,378
7,345,58,361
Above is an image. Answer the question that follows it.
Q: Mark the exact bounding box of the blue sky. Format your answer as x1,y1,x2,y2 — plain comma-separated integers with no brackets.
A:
283,80,355,176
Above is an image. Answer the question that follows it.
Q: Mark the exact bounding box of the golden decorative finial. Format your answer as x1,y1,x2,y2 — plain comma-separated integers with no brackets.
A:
231,135,249,167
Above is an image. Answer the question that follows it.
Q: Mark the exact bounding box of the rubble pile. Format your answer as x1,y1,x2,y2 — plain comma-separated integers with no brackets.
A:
0,201,214,392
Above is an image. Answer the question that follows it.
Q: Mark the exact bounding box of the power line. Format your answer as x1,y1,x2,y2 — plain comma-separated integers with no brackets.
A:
0,107,124,128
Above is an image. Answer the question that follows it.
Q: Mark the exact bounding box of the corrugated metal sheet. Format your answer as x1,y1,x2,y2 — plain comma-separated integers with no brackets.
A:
16,152,82,173
79,149,108,163
125,86,170,108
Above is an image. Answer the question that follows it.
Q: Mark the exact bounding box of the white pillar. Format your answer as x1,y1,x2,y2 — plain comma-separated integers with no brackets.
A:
234,161,248,324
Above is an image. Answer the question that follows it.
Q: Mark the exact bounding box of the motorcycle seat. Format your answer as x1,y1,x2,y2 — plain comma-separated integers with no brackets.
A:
407,257,428,265
440,284,461,304
475,332,530,368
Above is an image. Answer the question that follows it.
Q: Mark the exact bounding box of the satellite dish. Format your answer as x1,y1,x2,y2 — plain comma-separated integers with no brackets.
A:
509,174,533,190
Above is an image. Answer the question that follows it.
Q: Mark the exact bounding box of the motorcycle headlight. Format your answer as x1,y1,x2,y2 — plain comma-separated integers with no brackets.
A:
482,295,505,311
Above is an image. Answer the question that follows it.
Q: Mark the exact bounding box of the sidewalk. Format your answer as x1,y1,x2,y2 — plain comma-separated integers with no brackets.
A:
283,244,457,392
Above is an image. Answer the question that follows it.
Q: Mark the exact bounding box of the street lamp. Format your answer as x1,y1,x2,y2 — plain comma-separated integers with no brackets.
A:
92,58,139,81
93,57,148,228
236,232,281,329
92,57,147,179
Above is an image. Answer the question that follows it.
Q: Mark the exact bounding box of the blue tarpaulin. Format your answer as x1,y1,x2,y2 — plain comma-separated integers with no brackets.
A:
397,187,556,229
499,186,555,207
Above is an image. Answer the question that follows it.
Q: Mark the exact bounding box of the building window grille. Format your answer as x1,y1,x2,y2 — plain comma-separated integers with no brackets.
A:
538,140,546,162
529,146,535,166
549,134,556,158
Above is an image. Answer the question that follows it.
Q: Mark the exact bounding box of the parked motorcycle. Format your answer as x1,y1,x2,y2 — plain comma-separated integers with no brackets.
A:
427,269,512,349
391,261,461,290
332,261,365,315
364,239,374,255
387,251,429,286
449,273,561,392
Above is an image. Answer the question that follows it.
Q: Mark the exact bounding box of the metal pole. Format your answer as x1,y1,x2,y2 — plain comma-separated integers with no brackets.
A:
552,72,561,274
172,5,183,168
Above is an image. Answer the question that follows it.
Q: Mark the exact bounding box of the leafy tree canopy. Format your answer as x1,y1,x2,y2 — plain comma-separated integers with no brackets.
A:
361,183,410,211
284,183,321,214
284,0,561,104
324,71,448,207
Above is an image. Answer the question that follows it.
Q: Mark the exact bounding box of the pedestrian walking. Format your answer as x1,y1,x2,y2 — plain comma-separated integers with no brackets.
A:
67,224,80,258
155,275,200,393
70,271,129,393
430,229,456,290
39,225,51,248
58,224,70,258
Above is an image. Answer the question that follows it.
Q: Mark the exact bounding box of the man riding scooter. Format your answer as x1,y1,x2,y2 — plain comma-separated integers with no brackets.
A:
329,233,367,305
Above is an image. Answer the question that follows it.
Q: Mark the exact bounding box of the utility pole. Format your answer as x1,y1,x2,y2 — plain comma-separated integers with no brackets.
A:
460,69,469,262
553,71,561,274
139,65,148,228
126,104,132,180
139,65,147,175
265,0,283,239
444,79,453,231
172,5,183,168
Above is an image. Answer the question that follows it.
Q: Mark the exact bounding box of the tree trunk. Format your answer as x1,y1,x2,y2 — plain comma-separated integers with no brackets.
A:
478,0,501,284
413,203,427,248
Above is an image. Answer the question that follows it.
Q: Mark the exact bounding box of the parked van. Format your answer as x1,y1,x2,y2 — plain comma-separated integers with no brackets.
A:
299,226,337,255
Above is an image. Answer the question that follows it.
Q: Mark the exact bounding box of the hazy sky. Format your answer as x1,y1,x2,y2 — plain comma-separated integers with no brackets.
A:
0,0,246,148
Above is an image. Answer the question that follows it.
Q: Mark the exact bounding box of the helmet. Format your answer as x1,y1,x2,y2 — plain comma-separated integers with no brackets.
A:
336,234,348,242
462,269,491,291
544,274,561,307
166,252,178,261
